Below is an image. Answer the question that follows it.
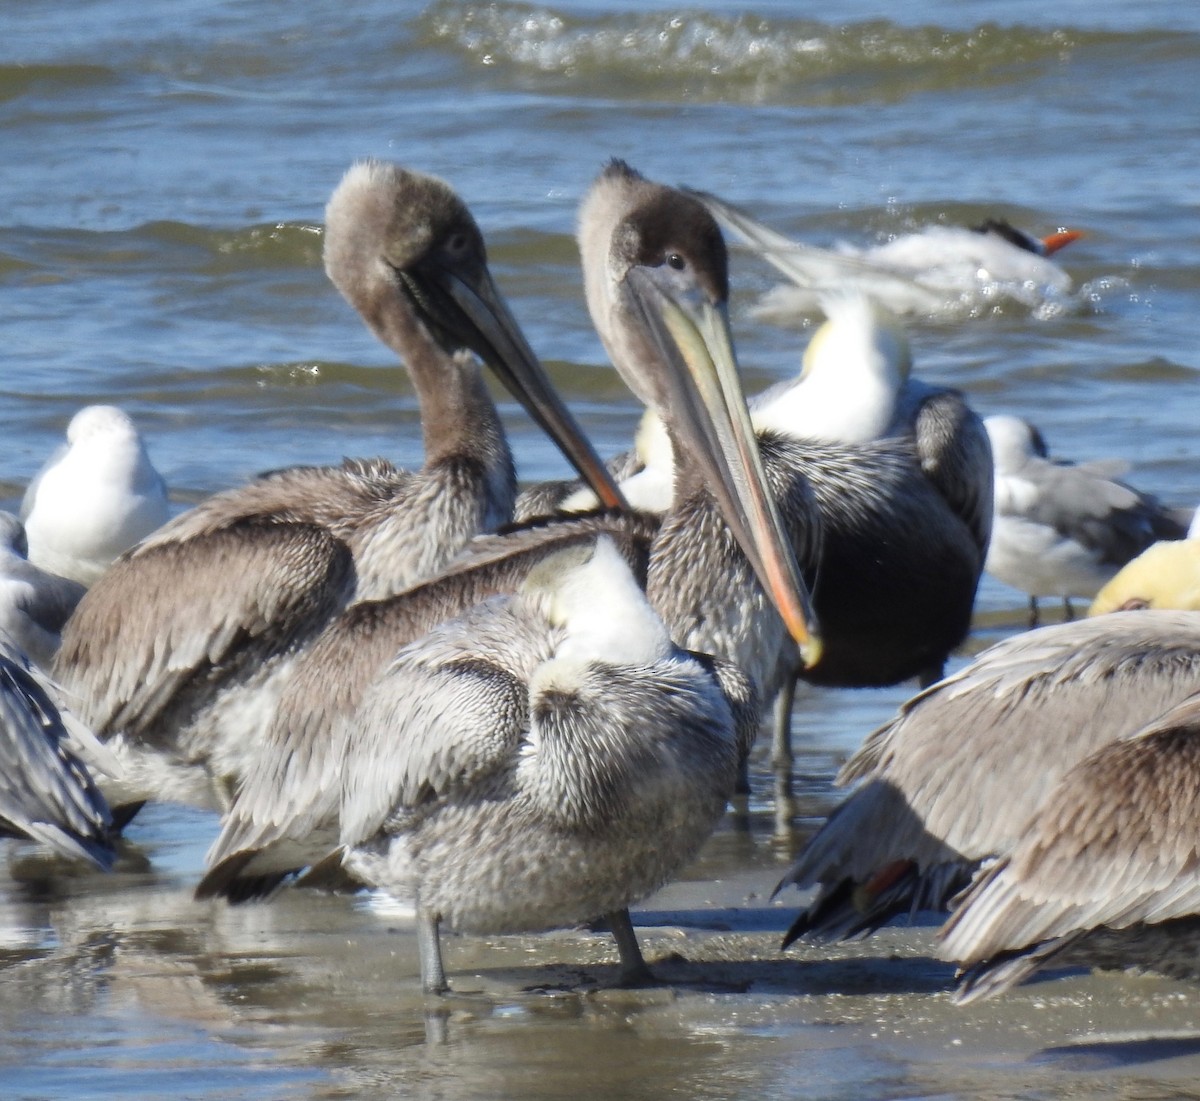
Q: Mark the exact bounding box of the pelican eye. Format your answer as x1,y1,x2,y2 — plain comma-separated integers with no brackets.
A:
1118,597,1151,611
665,252,686,271
444,231,472,258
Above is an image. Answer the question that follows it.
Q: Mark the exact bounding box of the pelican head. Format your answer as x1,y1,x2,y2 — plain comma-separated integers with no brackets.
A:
578,160,820,667
324,160,625,509
1088,538,1200,614
802,294,911,386
752,292,912,445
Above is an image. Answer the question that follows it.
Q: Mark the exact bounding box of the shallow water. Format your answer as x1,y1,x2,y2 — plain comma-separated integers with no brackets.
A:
2,1,1200,1097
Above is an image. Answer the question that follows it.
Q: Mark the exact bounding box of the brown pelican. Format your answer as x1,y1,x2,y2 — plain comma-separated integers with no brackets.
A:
940,689,1200,1001
776,609,1200,944
0,512,86,673
984,413,1188,625
623,287,990,796
524,276,991,719
20,405,170,587
1089,535,1200,614
0,630,116,869
698,190,1082,321
748,294,991,776
196,511,661,898
197,161,820,967
341,535,752,992
53,160,624,812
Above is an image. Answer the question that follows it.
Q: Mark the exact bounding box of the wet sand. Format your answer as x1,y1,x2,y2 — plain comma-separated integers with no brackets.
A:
4,787,1200,1101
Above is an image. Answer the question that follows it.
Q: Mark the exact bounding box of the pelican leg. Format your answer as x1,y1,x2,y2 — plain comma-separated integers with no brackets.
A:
606,908,654,986
771,676,798,842
417,908,449,995
770,675,797,771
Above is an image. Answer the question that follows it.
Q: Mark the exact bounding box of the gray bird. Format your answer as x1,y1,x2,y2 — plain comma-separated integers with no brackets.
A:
984,413,1187,625
0,630,117,869
0,511,86,672
340,536,749,993
533,201,992,794
52,161,623,815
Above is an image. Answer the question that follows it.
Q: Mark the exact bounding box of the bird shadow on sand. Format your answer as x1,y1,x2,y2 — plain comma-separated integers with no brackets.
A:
1031,1033,1200,1071
472,943,955,999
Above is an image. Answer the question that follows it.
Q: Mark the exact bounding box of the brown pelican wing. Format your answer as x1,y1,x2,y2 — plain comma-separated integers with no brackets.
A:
56,521,354,742
198,512,657,898
781,611,1200,934
137,460,407,552
0,640,114,868
339,598,547,847
941,693,1200,978
908,388,994,554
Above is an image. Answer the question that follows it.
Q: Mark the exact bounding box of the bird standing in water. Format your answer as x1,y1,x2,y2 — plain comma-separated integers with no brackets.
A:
984,413,1187,626
201,162,821,991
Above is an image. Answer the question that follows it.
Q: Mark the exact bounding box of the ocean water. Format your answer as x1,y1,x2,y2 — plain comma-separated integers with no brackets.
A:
2,2,1199,1097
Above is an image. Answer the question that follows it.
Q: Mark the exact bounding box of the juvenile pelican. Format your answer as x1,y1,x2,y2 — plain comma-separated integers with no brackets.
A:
984,413,1187,625
0,630,116,869
198,163,819,915
698,190,1082,320
54,161,623,812
0,512,86,672
21,405,170,587
197,511,660,899
940,690,1200,1001
509,192,991,818
341,536,748,992
777,610,1200,944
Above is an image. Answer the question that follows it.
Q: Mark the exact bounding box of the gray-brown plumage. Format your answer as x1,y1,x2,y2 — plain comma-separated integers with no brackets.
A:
198,162,819,939
340,536,750,992
942,692,1200,1001
524,224,991,749
0,631,116,869
53,161,622,812
196,511,659,899
0,511,86,672
778,610,1200,944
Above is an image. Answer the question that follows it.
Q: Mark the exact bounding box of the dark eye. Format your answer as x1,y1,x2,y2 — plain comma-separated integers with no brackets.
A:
1119,597,1151,611
666,252,686,271
446,232,470,256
